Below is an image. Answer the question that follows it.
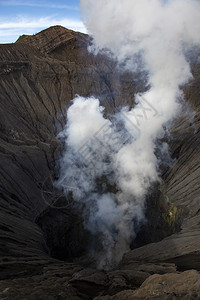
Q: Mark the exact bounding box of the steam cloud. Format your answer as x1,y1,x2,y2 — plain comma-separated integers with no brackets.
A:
56,0,200,268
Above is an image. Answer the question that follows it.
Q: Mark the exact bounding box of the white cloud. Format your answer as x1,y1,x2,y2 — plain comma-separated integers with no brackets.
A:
0,16,87,43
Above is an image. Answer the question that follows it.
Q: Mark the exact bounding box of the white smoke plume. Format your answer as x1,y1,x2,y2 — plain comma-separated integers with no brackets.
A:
56,0,200,268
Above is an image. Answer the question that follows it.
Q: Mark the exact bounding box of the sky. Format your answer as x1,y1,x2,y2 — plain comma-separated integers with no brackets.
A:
0,0,169,44
0,0,86,44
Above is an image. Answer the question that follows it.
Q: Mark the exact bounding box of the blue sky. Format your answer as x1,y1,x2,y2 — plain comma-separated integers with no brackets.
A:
0,0,86,43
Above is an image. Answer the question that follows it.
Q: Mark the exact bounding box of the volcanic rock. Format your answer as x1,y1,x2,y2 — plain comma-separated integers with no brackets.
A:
0,25,200,299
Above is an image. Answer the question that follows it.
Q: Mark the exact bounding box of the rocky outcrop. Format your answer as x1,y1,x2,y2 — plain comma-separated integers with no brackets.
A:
0,261,177,300
95,270,200,300
0,25,200,299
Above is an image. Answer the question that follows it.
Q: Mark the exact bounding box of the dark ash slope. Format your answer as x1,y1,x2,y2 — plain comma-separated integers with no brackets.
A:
0,26,200,299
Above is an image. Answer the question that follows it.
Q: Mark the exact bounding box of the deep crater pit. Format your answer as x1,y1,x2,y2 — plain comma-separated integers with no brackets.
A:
36,177,186,268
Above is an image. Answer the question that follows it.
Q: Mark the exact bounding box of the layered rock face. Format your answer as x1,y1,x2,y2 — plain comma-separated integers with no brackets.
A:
122,62,200,272
0,26,200,299
0,25,138,276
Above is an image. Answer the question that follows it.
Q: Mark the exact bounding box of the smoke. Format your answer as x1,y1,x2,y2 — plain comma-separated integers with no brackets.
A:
56,0,200,268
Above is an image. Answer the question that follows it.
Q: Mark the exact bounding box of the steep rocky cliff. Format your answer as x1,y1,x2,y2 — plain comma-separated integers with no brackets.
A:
0,25,200,299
